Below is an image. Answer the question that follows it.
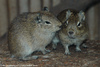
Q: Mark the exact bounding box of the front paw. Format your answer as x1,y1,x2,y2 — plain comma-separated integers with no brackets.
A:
65,51,71,55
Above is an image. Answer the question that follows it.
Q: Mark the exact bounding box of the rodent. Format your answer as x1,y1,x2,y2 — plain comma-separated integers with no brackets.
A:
8,7,62,60
52,9,89,55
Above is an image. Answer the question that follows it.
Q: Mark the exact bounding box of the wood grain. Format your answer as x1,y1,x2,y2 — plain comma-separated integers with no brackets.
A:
8,0,18,22
19,0,29,14
30,0,41,12
0,0,8,37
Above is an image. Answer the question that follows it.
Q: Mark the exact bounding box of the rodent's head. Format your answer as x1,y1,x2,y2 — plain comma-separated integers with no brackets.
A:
60,10,88,38
34,8,62,32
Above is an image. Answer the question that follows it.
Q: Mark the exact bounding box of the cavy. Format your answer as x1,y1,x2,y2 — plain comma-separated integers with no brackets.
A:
52,9,89,55
8,7,62,60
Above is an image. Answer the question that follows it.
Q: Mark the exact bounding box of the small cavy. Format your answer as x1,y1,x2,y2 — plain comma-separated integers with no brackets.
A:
52,9,89,55
8,8,62,60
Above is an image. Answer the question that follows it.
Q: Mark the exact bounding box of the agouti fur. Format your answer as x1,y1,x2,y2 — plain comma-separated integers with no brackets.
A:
8,8,62,60
52,9,89,55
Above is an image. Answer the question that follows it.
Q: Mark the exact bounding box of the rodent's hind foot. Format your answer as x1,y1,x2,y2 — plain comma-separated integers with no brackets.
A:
76,48,81,52
82,43,88,48
19,56,38,61
45,49,51,53
31,56,39,59
76,45,81,52
41,49,51,54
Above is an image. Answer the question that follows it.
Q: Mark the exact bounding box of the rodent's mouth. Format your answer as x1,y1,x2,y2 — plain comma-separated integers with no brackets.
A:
54,26,61,31
59,26,62,28
58,27,61,30
57,27,61,30
68,35,75,39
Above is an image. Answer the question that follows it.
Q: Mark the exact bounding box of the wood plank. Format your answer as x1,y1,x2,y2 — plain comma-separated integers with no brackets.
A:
30,0,41,12
95,4,100,40
98,4,100,39
87,7,95,40
19,0,29,14
8,0,18,22
87,6,99,40
94,5,99,40
43,0,50,8
0,0,8,37
52,0,61,7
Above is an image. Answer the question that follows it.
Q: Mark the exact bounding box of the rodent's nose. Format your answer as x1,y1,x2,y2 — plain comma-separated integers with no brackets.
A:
59,26,62,28
57,25,62,28
69,31,74,35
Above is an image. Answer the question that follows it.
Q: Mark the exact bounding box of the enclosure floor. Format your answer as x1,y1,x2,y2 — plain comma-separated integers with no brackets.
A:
0,40,100,67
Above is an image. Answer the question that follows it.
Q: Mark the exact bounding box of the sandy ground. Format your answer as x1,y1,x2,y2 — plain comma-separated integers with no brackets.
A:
0,40,100,67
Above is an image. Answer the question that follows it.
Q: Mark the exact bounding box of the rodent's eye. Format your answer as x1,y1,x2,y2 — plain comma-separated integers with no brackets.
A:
45,21,51,24
64,21,68,26
66,21,68,24
77,22,82,27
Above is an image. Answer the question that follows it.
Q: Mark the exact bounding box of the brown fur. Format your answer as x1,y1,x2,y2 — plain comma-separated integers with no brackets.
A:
52,9,89,55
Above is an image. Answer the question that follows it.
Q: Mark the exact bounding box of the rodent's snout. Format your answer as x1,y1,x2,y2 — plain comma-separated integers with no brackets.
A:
57,22,62,28
68,31,74,35
55,25,62,31
59,26,62,28
68,31,75,39
58,22,62,26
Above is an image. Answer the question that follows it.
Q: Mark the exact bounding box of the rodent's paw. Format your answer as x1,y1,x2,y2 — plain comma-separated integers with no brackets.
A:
82,43,88,48
64,45,71,55
76,48,81,52
31,56,39,59
65,51,71,55
52,44,57,50
19,56,39,61
45,49,51,53
42,49,51,54
75,45,82,52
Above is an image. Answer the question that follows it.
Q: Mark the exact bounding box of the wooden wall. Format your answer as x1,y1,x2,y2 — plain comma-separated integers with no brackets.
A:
87,4,100,40
0,0,100,40
0,0,8,37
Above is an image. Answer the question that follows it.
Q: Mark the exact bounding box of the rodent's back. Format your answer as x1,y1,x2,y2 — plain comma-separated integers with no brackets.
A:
9,11,61,37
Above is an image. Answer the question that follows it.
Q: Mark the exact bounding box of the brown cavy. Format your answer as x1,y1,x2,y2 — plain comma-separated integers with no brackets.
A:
8,8,62,60
52,9,89,55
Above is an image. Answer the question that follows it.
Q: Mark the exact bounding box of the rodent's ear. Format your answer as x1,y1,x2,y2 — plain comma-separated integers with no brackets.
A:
78,11,85,22
35,13,42,23
43,7,49,11
66,10,71,20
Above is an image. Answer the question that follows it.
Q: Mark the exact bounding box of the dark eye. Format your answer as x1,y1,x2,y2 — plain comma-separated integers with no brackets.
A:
77,22,82,27
77,23,80,26
45,21,51,24
64,21,68,26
